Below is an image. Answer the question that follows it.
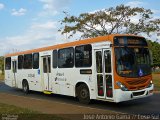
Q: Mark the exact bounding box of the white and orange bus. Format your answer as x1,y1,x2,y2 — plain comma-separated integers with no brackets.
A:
4,34,154,103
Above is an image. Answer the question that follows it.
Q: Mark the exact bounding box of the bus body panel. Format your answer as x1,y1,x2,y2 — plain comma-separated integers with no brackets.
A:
5,70,13,87
114,84,154,102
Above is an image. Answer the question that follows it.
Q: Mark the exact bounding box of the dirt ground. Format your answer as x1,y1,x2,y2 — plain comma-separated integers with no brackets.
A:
0,93,117,120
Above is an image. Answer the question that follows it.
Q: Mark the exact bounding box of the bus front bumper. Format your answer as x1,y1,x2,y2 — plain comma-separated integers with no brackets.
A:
114,84,154,103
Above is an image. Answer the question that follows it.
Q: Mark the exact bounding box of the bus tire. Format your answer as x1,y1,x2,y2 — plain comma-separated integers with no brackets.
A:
77,84,90,104
22,80,29,94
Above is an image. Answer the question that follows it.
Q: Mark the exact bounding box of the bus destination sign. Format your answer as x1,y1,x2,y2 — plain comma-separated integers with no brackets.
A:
114,36,148,46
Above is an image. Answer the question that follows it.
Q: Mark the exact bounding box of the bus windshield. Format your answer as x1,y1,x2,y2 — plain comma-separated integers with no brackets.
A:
115,47,151,77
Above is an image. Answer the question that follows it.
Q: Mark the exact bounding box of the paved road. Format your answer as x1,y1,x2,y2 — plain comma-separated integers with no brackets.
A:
0,82,159,115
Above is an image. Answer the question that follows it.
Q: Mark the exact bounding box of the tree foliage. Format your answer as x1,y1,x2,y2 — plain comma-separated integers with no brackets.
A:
147,40,160,66
59,4,160,39
0,56,4,75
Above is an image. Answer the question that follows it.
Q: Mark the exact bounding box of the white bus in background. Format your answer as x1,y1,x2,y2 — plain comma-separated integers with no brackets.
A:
4,34,154,104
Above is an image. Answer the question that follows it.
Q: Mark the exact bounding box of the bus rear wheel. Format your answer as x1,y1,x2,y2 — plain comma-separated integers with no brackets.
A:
77,84,90,104
22,81,29,94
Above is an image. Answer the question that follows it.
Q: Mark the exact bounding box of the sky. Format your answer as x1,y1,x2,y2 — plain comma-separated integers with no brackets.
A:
0,0,160,56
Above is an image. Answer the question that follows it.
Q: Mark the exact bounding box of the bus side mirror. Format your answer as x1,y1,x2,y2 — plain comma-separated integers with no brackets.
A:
110,44,113,47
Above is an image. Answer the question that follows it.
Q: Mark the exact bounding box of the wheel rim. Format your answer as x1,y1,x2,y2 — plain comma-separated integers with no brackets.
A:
80,89,88,99
23,83,27,92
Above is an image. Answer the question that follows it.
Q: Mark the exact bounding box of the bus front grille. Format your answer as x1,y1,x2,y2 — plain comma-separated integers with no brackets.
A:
126,79,148,85
129,85,147,91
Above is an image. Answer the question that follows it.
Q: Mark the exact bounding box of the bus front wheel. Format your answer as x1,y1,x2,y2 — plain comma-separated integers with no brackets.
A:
77,84,90,104
22,80,29,94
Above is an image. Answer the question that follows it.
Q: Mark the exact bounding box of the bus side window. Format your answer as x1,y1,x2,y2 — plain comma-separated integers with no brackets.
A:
104,50,111,73
75,44,92,67
18,55,23,69
58,47,74,68
53,50,57,68
5,57,11,70
23,54,33,69
33,53,39,69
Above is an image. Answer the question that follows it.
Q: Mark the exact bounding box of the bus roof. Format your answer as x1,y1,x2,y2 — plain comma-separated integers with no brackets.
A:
5,34,143,57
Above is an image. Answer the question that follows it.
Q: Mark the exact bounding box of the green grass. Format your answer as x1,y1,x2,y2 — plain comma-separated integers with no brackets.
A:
0,103,38,114
152,73,160,91
0,103,66,120
0,74,4,81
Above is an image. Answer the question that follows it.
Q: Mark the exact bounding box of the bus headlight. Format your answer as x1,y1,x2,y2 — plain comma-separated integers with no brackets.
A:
147,80,153,88
116,81,128,91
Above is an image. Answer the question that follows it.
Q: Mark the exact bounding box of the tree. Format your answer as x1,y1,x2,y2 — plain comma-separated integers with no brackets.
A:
0,56,4,75
147,40,160,66
59,4,160,39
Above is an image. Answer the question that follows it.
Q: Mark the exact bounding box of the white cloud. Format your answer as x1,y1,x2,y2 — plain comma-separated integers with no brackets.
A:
39,0,70,16
40,0,70,10
0,0,72,55
0,21,68,55
31,21,57,30
0,3,4,10
126,1,144,7
9,21,59,46
152,9,160,14
152,9,160,19
11,8,27,16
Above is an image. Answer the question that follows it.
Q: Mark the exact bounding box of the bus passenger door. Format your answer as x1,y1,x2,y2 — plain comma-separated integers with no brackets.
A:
12,60,17,87
42,56,51,91
95,49,113,100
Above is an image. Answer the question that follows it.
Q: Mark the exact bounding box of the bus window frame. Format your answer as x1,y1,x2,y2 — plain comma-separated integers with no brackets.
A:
75,44,92,68
23,54,33,69
5,57,11,70
58,47,74,68
53,50,58,68
18,55,24,69
33,53,39,69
